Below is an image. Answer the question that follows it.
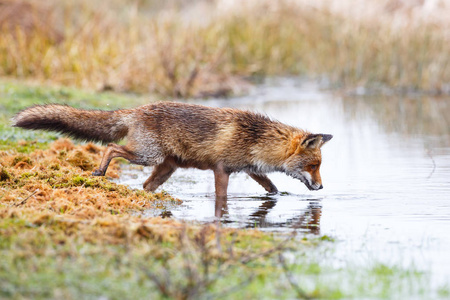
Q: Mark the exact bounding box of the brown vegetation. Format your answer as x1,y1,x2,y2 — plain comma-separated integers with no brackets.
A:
0,0,449,96
0,0,63,43
0,139,188,244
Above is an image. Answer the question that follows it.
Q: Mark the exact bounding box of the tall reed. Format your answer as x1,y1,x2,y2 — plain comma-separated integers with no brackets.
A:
0,0,449,96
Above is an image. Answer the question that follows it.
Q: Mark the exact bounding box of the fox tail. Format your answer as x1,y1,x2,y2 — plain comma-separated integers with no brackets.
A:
12,104,129,143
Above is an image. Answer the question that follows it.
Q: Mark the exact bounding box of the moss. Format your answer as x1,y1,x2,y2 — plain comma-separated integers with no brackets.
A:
11,155,33,167
0,168,12,181
20,172,37,179
0,139,179,219
69,175,84,186
66,150,96,171
48,163,60,170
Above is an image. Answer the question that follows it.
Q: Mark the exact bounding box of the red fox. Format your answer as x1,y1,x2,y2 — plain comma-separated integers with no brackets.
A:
12,102,332,197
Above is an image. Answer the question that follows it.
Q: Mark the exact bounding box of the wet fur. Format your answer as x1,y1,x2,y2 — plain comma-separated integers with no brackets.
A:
13,102,332,196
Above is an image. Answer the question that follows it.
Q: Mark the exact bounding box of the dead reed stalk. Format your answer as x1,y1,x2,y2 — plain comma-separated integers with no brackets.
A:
0,0,449,96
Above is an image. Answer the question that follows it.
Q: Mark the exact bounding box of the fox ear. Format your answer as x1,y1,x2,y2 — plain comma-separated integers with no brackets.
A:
302,134,333,149
321,134,333,145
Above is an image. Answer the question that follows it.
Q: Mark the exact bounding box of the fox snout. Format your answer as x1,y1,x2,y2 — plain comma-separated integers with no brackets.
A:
308,183,323,190
299,170,323,191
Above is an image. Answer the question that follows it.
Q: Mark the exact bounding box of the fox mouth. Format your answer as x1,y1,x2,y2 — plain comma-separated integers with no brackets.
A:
302,180,316,191
300,177,319,191
288,172,321,191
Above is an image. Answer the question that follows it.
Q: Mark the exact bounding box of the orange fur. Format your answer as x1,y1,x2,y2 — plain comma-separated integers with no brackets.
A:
13,102,333,196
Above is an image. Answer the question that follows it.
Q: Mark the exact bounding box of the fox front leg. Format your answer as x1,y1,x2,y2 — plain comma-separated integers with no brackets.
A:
92,143,138,176
247,173,278,194
143,157,177,192
214,163,230,198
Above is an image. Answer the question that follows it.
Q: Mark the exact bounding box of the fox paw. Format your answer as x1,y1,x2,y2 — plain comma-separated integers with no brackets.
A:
92,169,105,176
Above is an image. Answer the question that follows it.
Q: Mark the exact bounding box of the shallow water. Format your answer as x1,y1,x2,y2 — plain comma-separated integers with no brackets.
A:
117,80,450,286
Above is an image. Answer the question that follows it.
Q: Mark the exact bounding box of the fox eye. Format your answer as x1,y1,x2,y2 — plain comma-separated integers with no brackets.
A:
310,164,318,171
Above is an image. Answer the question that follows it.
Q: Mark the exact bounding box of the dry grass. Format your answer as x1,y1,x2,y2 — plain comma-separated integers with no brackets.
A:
0,0,449,96
0,139,185,244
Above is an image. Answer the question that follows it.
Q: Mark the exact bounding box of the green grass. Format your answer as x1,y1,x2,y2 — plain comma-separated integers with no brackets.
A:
0,80,152,113
0,80,154,144
0,224,444,300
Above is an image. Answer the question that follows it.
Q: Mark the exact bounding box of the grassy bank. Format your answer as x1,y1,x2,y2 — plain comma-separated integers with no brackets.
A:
1,0,449,97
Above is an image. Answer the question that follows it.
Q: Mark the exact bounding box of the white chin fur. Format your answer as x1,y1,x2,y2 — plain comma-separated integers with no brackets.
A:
286,170,320,190
300,171,313,186
300,171,322,190
310,183,321,190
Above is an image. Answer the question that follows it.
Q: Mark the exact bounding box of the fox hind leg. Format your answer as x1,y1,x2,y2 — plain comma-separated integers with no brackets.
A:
143,157,177,192
247,173,278,194
92,143,139,176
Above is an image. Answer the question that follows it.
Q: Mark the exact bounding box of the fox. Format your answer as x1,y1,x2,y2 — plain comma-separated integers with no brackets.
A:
12,102,332,197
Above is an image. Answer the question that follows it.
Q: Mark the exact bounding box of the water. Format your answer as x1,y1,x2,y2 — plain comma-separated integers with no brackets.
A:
117,80,450,286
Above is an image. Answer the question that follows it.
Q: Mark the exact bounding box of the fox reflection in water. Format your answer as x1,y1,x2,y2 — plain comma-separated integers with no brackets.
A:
246,199,321,234
160,197,322,234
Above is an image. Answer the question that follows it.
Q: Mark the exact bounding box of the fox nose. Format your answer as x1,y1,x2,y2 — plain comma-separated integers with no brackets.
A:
318,184,323,190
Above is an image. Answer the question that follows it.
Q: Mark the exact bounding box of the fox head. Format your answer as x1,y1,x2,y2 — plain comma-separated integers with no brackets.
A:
284,133,333,191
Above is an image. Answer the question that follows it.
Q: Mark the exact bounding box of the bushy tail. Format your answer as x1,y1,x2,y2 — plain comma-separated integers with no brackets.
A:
12,104,130,143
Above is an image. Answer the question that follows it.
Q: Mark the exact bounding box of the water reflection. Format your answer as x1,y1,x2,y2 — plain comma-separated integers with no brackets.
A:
344,96,450,141
155,193,322,234
245,199,321,234
214,196,228,219
215,196,322,234
290,202,321,234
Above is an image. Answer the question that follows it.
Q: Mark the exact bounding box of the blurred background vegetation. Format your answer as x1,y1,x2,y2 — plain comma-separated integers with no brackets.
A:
1,0,449,98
